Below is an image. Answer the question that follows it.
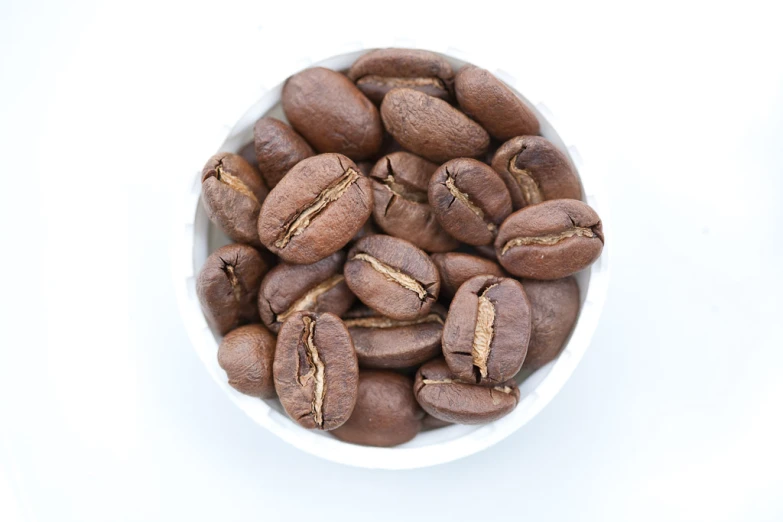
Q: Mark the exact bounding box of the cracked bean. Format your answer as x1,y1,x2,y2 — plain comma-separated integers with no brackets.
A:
258,251,355,333
442,275,531,385
257,153,373,264
344,235,440,320
370,152,458,253
342,304,445,369
414,358,520,424
273,311,358,430
428,158,512,246
201,152,268,246
494,199,604,279
196,244,269,335
491,136,582,210
347,48,454,104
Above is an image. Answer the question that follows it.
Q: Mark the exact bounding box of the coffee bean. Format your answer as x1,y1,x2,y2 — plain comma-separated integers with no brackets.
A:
257,153,373,265
454,65,539,140
347,48,453,104
331,371,423,446
522,277,580,370
342,304,445,369
380,88,489,163
196,244,269,335
414,358,520,424
258,251,355,333
350,218,378,243
273,311,358,430
443,275,531,385
218,324,277,399
201,152,268,246
431,252,505,298
356,161,374,176
282,67,382,160
428,158,512,246
370,152,459,252
495,199,604,279
253,117,315,189
491,136,581,210
345,235,440,320
472,244,499,262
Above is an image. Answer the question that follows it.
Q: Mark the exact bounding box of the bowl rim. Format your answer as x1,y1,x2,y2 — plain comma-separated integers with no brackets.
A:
171,44,611,470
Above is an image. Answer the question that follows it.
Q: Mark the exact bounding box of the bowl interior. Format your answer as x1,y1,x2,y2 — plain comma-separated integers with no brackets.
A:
188,49,607,468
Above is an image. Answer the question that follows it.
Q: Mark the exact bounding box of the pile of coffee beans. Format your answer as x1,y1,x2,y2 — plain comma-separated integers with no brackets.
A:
196,49,604,447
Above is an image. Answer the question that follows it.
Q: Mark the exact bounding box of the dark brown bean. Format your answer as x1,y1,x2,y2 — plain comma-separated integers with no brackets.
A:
257,153,373,265
196,244,269,335
347,48,454,104
521,277,580,370
370,152,459,252
273,311,358,430
253,117,315,189
201,152,268,246
380,88,489,163
342,304,445,369
218,324,277,399
454,65,540,140
491,136,581,210
258,251,355,333
495,199,604,279
344,235,440,320
331,371,424,446
414,358,520,424
282,67,382,160
431,252,505,298
443,275,531,385
428,158,512,246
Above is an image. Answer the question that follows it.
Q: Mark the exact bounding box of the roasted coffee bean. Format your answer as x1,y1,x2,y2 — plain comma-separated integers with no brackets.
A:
332,371,423,446
472,244,499,261
196,244,269,335
370,152,459,252
491,136,581,210
495,199,604,279
442,275,531,385
522,277,580,370
347,48,453,104
431,252,505,298
428,158,512,246
421,414,452,430
257,153,373,265
258,251,355,333
342,304,445,369
380,88,489,163
273,311,358,430
454,65,540,140
350,218,378,243
218,324,277,399
253,117,315,189
344,235,440,320
282,67,382,160
414,358,520,424
201,152,268,246
356,161,374,176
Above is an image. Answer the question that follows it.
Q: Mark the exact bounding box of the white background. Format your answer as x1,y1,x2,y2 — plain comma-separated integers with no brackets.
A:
1,1,782,521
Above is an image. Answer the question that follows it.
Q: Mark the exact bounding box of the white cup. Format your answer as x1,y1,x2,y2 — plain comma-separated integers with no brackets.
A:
171,46,611,470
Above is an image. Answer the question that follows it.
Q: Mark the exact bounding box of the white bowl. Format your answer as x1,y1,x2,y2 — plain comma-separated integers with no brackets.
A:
171,46,610,470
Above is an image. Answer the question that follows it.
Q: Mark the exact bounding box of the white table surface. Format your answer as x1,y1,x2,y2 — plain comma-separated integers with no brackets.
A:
1,1,782,521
